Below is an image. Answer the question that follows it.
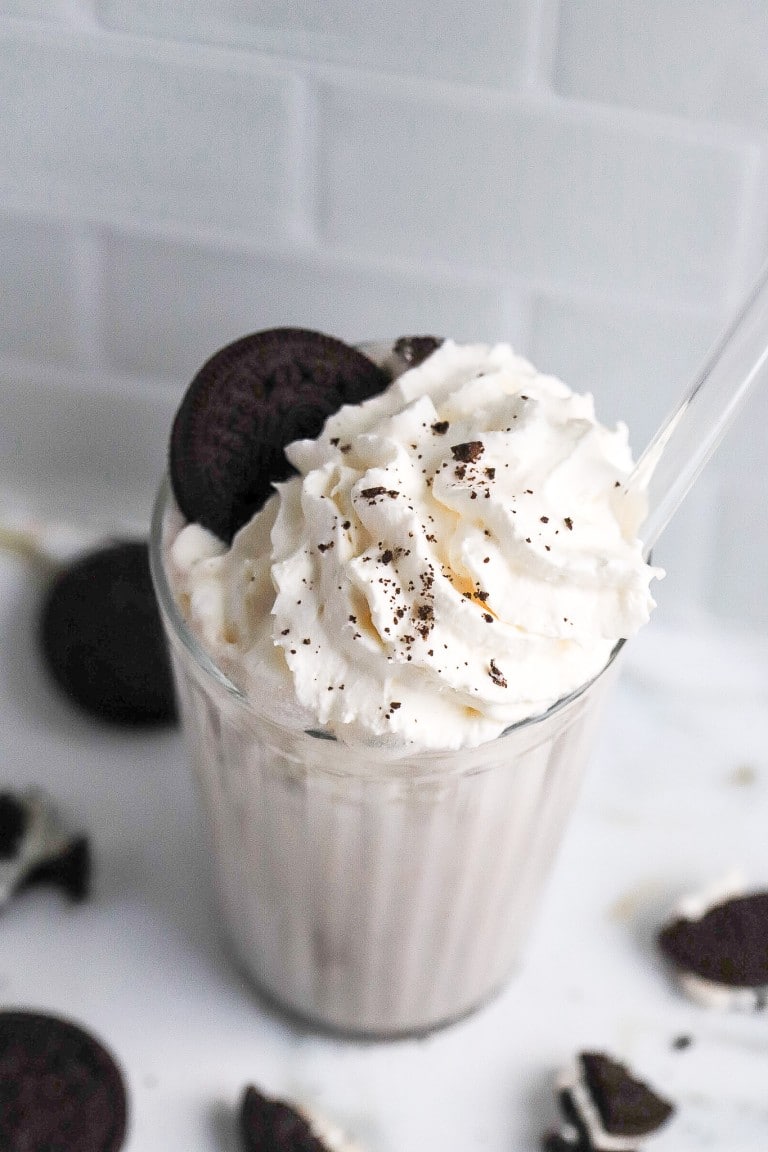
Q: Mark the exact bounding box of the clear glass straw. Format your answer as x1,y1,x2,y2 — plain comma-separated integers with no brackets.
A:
630,258,768,552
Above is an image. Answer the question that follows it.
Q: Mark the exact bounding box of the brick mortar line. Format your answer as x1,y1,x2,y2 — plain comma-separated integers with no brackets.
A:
521,0,561,93
504,290,535,356
0,200,521,288
0,14,302,80
66,230,104,370
289,74,319,248
0,194,742,316
722,145,768,310
60,0,100,31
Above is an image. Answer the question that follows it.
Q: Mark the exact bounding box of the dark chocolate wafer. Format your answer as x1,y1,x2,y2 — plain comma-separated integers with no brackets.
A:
578,1052,673,1139
239,1085,330,1152
170,328,389,543
658,891,768,989
0,1010,127,1152
39,540,177,725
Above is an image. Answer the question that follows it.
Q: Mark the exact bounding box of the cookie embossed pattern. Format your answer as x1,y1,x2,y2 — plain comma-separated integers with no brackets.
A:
0,1011,127,1152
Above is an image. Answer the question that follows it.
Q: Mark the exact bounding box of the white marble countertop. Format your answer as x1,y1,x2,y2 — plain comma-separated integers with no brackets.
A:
2,545,768,1151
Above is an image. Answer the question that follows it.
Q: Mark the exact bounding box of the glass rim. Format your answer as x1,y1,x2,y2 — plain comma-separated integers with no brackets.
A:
150,473,626,741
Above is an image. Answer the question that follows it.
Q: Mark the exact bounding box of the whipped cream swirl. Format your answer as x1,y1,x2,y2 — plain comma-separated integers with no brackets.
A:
169,341,661,749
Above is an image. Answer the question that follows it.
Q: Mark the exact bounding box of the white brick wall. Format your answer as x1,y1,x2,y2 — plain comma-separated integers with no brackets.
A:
97,0,537,87
528,295,723,453
0,26,303,235
1,2,766,624
555,1,768,129
0,213,81,363
100,231,519,379
316,81,751,300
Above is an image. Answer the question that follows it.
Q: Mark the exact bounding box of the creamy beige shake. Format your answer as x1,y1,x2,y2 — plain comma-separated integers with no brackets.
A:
153,335,660,1034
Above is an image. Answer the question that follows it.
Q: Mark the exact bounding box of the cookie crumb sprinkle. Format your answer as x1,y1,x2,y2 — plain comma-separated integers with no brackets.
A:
451,441,484,463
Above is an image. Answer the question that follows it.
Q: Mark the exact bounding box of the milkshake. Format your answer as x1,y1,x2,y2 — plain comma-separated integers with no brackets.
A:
151,331,660,1034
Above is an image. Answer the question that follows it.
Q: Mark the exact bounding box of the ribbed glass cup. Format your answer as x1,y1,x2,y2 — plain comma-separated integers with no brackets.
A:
150,475,622,1037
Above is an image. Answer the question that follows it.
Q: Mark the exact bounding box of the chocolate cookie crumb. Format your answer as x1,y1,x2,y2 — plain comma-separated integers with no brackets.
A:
450,441,484,463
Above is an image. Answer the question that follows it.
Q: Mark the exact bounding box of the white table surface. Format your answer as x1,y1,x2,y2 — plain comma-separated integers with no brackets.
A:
2,545,768,1151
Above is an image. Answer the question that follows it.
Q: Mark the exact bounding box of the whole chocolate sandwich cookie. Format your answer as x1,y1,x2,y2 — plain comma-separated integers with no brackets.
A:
0,789,90,907
544,1051,674,1152
170,328,392,544
0,1010,127,1152
40,539,177,725
658,876,768,1009
239,1085,363,1152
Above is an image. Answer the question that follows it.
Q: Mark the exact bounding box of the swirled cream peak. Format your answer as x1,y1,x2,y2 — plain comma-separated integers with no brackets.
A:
169,341,661,749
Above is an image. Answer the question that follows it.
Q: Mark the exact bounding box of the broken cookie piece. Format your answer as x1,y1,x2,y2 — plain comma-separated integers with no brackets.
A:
546,1051,674,1152
239,1085,363,1152
658,877,768,1010
0,790,90,907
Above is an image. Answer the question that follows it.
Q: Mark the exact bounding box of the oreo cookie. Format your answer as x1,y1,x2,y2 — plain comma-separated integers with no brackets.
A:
170,328,390,543
547,1052,674,1152
0,790,90,908
239,1085,362,1152
0,1010,127,1151
39,540,177,726
658,881,768,1009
